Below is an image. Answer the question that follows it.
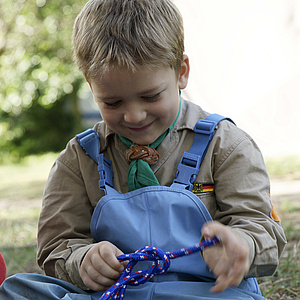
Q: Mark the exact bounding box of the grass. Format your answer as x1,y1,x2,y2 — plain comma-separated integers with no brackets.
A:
258,217,300,299
0,153,58,276
265,155,300,180
0,153,299,298
0,153,58,202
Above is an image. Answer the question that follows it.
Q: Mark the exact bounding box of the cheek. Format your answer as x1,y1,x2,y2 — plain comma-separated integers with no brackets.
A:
155,101,178,122
104,113,119,127
152,107,167,118
98,107,120,127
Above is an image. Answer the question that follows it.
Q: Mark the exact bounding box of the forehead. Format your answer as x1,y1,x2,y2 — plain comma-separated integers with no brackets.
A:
89,66,177,97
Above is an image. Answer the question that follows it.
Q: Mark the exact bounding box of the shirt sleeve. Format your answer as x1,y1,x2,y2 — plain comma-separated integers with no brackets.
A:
212,123,287,277
37,140,100,290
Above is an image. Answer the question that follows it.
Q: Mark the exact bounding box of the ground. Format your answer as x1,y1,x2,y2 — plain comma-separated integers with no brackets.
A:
257,178,300,299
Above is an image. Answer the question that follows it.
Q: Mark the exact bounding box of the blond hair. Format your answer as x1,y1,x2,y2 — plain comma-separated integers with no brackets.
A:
72,0,184,78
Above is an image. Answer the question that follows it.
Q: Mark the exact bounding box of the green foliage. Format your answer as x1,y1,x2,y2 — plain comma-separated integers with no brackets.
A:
1,246,42,277
258,218,300,299
265,156,300,179
0,0,87,156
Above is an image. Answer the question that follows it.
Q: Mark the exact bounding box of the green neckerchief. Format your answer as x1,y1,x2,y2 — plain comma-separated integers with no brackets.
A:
119,95,181,191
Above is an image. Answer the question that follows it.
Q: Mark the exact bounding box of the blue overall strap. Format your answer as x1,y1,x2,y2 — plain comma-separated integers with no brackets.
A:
171,114,235,191
76,129,116,194
76,129,101,164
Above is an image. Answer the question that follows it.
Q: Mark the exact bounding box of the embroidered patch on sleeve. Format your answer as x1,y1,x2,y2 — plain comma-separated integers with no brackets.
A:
192,183,214,194
268,191,280,222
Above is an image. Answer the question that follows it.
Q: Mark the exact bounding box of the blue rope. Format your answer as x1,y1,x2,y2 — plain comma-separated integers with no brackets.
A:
100,237,221,300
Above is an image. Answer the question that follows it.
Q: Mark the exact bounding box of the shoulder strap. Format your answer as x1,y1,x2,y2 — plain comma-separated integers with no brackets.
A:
76,129,101,164
171,114,235,191
77,114,235,193
76,129,117,195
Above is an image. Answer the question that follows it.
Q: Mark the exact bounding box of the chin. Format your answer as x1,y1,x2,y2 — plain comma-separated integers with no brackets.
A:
132,140,153,146
131,137,157,146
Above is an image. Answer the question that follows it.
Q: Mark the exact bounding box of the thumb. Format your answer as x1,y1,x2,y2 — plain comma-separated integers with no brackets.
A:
114,247,124,257
115,247,128,269
201,221,229,241
201,221,215,238
201,221,241,251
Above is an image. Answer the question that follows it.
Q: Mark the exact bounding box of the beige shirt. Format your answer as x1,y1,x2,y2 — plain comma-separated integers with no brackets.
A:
37,99,286,290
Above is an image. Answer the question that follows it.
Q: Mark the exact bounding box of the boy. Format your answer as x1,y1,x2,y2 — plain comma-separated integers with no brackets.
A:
0,0,286,299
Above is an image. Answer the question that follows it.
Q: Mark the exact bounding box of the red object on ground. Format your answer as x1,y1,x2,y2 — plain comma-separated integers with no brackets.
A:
0,252,6,285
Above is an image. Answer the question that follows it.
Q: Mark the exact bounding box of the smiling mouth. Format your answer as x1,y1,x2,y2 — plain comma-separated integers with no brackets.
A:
128,122,153,132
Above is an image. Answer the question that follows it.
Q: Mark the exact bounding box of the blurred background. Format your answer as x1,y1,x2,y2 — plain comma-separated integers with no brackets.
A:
1,0,299,160
174,0,300,158
0,0,96,162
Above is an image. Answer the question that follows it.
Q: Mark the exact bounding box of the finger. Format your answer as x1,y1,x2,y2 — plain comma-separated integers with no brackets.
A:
210,262,245,293
211,268,243,293
210,273,229,293
202,244,223,271
201,221,214,238
210,244,239,277
89,260,121,281
202,223,235,274
202,221,236,248
202,222,250,293
99,243,125,273
210,244,249,293
80,264,117,291
90,255,123,281
82,243,124,282
212,257,231,277
202,222,245,267
227,251,249,285
115,247,129,269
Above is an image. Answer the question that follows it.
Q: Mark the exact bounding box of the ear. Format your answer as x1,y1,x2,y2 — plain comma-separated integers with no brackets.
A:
178,54,190,90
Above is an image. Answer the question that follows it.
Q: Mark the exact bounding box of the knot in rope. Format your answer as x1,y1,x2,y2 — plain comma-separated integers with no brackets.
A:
100,237,220,300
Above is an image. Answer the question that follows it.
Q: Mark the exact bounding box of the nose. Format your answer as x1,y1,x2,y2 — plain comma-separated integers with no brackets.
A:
123,103,147,124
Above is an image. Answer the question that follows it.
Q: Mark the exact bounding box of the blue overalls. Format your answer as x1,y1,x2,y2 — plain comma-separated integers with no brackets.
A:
0,115,264,299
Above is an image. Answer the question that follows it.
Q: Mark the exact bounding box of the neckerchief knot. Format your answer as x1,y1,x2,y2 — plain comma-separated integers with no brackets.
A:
125,145,159,165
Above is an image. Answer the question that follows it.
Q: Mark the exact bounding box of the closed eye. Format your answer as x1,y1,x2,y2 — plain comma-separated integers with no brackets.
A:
104,100,122,108
142,93,160,102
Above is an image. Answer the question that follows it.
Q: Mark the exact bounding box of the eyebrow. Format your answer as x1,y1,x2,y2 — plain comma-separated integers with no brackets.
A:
100,84,166,101
139,82,170,98
138,86,162,95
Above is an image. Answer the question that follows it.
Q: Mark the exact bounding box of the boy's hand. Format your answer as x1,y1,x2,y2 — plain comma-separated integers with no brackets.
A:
80,241,126,291
201,221,250,293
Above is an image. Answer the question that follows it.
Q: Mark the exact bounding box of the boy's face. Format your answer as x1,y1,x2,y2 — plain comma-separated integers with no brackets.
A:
88,57,189,145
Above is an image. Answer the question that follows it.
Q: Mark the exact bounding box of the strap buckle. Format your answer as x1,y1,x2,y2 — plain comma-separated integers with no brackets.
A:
98,154,114,190
194,119,216,136
172,152,201,191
